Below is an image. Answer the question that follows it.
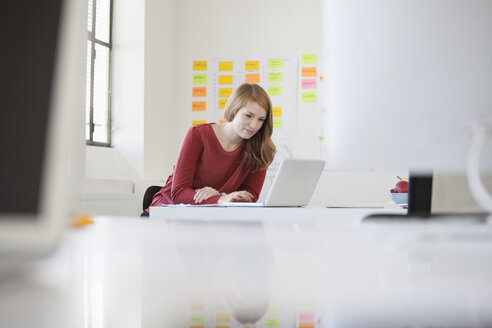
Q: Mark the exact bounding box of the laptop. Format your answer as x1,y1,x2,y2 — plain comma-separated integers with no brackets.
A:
0,0,85,271
223,159,325,207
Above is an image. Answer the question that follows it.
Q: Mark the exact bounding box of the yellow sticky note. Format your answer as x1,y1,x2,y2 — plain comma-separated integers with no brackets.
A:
302,67,317,77
219,88,233,98
272,107,282,117
268,72,283,82
190,313,204,324
193,61,207,71
245,60,260,71
265,317,281,327
302,92,317,102
219,75,233,85
273,118,282,129
192,87,207,97
192,101,206,111
192,120,206,126
219,61,233,71
269,58,283,68
268,85,283,96
267,305,281,315
193,74,207,84
302,54,317,64
245,73,260,83
215,313,230,323
218,99,228,109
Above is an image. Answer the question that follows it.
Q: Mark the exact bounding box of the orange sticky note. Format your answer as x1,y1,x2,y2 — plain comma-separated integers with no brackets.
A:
219,119,226,124
218,99,228,109
299,323,315,328
219,61,233,71
272,107,282,117
193,61,207,71
245,60,260,71
192,101,206,111
245,73,260,83
219,88,233,98
192,87,207,97
302,67,317,77
192,120,206,126
219,75,233,85
216,313,230,323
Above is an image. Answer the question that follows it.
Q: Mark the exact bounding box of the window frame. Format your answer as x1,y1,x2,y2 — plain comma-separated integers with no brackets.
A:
86,0,113,147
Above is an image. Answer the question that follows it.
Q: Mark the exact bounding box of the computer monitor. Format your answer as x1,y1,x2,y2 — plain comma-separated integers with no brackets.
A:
322,0,492,214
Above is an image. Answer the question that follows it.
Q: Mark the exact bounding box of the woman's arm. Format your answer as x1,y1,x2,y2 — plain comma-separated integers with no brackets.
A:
238,168,267,203
170,127,219,204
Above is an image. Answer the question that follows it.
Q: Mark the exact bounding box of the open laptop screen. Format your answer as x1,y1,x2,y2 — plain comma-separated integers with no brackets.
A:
0,1,63,215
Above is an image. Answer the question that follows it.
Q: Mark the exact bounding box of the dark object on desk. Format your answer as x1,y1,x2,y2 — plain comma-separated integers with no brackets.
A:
142,185,162,212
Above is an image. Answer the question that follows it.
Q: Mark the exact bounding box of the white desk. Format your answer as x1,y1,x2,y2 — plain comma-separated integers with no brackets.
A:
1,211,492,327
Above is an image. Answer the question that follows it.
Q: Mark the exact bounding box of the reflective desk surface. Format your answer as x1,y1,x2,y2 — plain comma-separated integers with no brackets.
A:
1,208,492,328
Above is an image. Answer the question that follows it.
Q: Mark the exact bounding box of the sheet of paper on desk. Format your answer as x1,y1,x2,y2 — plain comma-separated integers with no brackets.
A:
161,203,223,207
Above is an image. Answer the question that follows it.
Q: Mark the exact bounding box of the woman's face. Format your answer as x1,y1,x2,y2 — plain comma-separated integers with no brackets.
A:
231,101,267,140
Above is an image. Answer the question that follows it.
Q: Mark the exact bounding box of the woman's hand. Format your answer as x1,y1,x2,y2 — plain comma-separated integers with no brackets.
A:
217,191,254,204
194,186,220,204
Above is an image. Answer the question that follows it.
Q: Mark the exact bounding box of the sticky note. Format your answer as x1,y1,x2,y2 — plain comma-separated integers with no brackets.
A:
297,301,316,310
245,60,260,71
273,118,282,129
215,313,230,323
269,58,283,68
302,67,317,77
268,72,283,82
192,120,206,126
299,323,315,328
219,75,233,85
267,306,281,315
219,88,233,98
302,91,317,102
192,87,207,97
268,85,283,96
245,73,260,83
192,101,206,111
218,99,228,109
189,326,204,328
193,61,207,71
272,107,282,117
219,61,233,71
301,79,317,89
302,54,317,64
190,313,204,324
193,74,207,84
264,317,280,327
219,119,226,124
299,311,314,321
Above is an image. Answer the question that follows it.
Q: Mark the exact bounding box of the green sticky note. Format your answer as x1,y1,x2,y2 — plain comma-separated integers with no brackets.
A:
302,91,317,102
269,58,284,68
265,317,281,327
268,72,283,82
268,85,283,96
302,54,317,64
273,118,282,129
193,74,207,84
190,313,204,324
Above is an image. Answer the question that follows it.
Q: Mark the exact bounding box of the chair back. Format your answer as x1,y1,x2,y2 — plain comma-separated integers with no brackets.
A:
142,185,163,211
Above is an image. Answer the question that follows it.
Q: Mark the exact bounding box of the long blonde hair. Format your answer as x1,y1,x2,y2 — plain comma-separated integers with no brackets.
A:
224,83,276,171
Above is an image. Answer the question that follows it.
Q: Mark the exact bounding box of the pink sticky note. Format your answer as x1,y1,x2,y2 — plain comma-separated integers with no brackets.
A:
299,311,314,322
302,79,317,89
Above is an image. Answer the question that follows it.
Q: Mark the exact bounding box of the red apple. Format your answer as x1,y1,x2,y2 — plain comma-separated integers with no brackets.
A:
395,180,408,193
390,176,409,193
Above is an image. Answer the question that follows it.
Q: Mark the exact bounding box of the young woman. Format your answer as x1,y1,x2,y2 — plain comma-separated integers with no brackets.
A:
144,83,276,213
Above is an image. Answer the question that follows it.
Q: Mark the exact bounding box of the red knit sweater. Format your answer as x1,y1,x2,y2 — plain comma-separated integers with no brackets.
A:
148,123,266,207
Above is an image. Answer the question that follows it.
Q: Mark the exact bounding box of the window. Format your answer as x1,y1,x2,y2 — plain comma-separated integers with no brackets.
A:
86,0,113,146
